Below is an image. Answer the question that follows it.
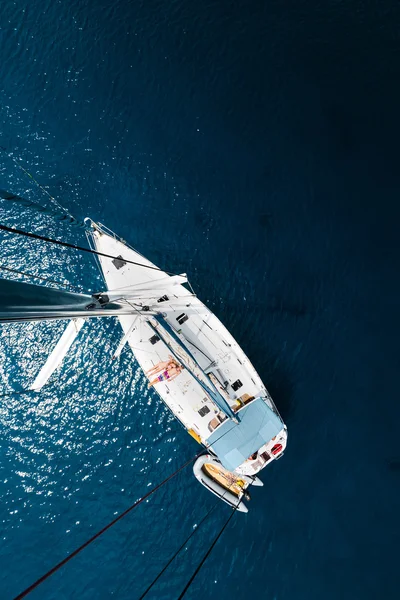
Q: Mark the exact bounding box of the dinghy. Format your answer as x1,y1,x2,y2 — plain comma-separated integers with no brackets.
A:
193,455,264,512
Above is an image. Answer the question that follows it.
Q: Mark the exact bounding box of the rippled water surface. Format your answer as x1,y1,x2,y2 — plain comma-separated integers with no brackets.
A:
0,1,399,599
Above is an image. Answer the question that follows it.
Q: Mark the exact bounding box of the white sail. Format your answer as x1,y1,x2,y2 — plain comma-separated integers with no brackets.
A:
30,318,85,391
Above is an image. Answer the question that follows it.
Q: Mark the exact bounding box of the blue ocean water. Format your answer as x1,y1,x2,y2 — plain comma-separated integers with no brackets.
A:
0,0,399,598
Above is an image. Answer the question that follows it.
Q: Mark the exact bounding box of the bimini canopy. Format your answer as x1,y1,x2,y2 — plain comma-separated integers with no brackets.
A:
206,398,283,472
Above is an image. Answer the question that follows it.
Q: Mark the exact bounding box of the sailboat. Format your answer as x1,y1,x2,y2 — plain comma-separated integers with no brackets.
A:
0,219,287,513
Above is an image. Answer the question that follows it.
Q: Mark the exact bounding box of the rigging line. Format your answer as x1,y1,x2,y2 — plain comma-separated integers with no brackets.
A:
13,451,204,600
0,389,33,399
0,380,54,399
187,279,196,296
177,502,239,600
138,503,218,600
0,189,86,229
0,224,183,278
0,146,76,220
0,264,85,293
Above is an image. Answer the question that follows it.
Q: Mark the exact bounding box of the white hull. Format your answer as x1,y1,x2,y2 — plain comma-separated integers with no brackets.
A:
86,222,287,485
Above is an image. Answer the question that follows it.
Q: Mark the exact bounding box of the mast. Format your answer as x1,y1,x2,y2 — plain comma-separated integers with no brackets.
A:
0,278,134,323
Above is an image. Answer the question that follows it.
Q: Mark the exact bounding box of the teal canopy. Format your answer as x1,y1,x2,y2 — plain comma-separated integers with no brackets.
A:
206,398,283,471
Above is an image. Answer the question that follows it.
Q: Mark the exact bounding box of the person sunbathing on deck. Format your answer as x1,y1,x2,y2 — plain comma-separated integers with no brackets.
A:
148,362,184,387
145,355,176,378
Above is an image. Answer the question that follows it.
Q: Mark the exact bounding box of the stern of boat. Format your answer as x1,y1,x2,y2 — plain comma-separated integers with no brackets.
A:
234,424,288,477
193,455,264,513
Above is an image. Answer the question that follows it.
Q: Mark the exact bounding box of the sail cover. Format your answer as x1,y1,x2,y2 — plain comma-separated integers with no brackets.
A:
206,398,283,471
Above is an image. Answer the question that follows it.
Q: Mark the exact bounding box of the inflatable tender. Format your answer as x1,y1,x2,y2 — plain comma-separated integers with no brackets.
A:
193,455,263,513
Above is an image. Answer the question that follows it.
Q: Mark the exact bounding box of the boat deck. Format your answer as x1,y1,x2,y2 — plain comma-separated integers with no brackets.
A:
88,223,286,469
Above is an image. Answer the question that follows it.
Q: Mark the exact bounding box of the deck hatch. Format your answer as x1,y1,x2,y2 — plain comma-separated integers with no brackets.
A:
198,405,210,417
112,255,127,270
231,379,243,391
176,313,189,325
